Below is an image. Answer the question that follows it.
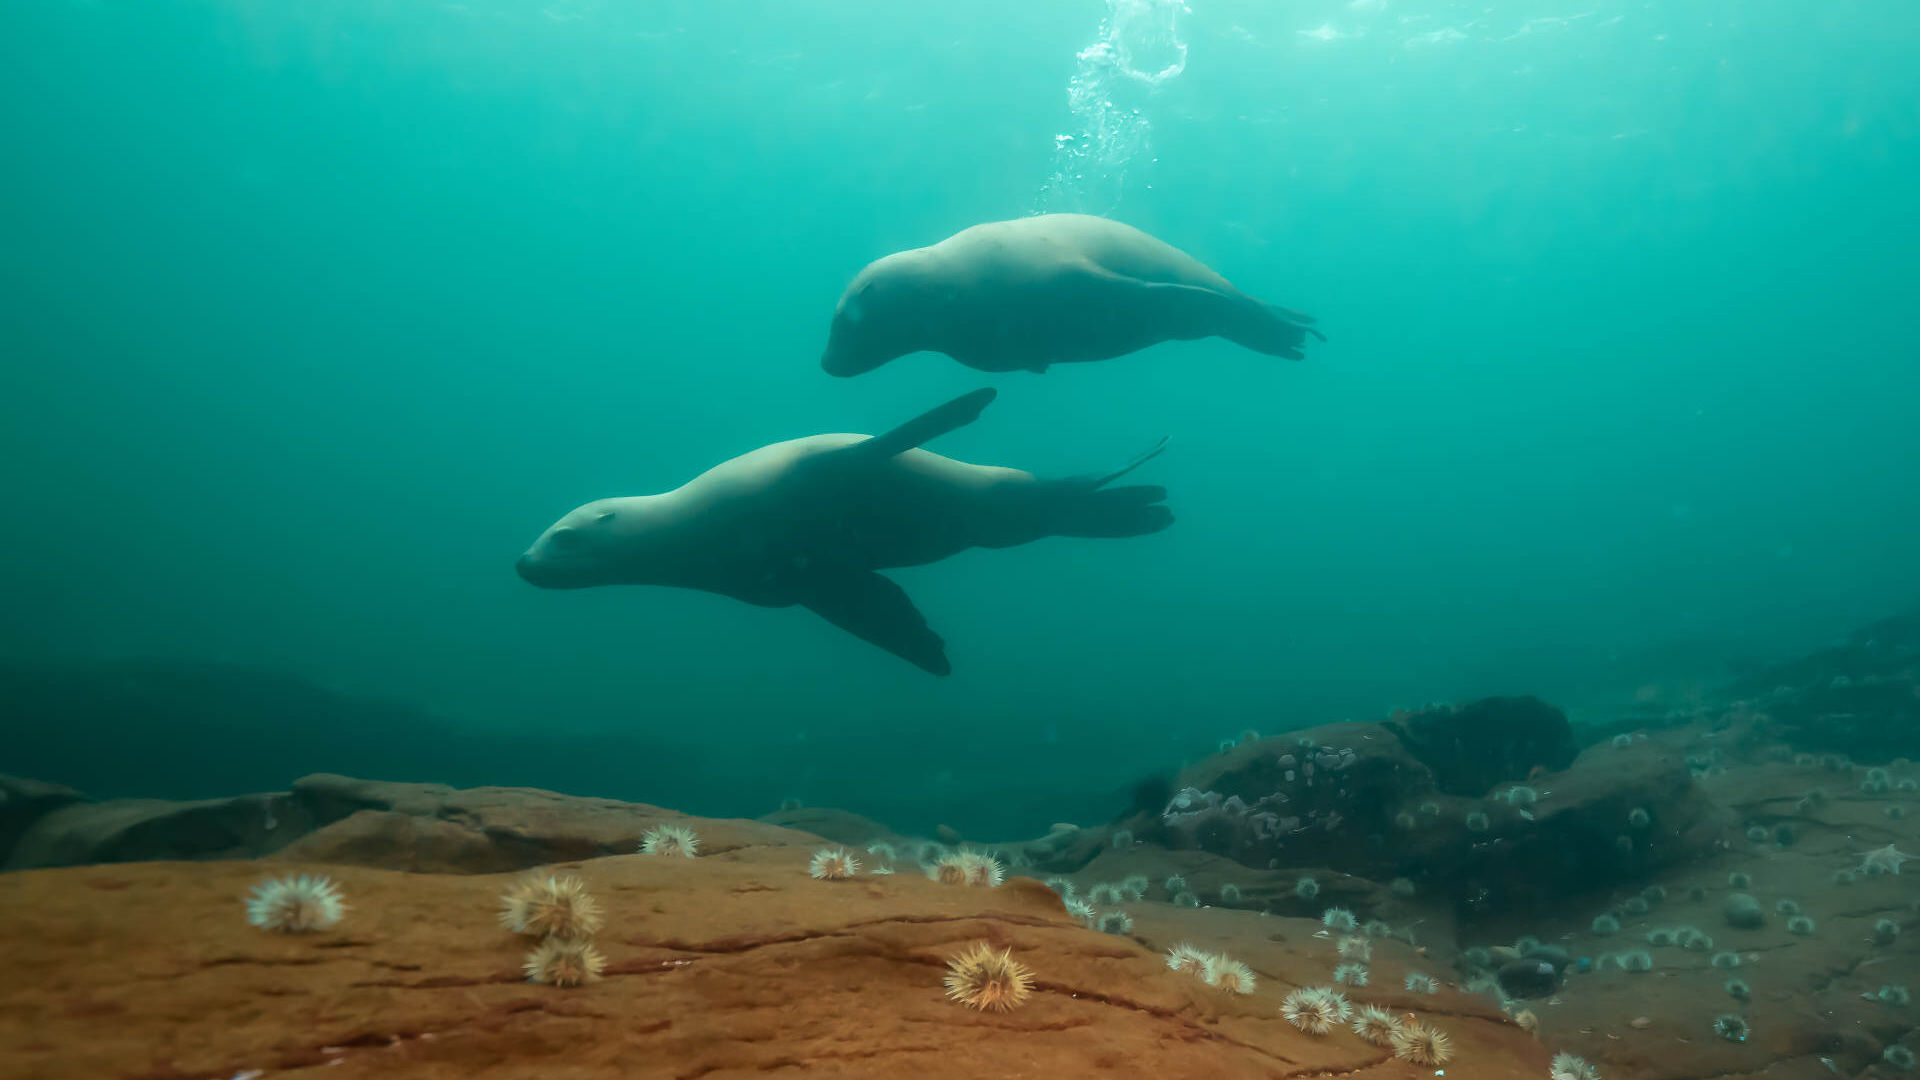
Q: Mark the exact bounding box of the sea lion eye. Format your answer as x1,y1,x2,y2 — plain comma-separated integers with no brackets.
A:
596,509,616,523
550,527,582,548
843,296,865,324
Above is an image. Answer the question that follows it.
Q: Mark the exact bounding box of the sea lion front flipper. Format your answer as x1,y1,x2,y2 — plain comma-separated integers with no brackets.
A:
852,388,997,461
797,570,951,675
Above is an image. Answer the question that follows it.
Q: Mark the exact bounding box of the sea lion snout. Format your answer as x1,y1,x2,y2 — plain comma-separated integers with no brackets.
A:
515,550,594,590
514,552,550,586
820,324,882,377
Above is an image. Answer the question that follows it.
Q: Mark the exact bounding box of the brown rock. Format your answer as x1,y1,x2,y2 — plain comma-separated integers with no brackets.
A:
0,846,1552,1080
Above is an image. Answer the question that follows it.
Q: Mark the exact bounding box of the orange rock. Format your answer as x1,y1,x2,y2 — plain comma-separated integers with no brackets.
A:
0,846,1553,1079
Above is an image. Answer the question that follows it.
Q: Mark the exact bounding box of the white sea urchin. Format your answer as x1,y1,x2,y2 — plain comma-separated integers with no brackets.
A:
1391,1019,1453,1065
1201,954,1256,994
943,942,1035,1012
639,824,700,858
1166,942,1208,973
246,874,346,933
809,847,860,880
1350,1004,1402,1045
498,874,603,940
523,936,606,987
1281,987,1349,1034
960,852,1006,887
1550,1051,1603,1080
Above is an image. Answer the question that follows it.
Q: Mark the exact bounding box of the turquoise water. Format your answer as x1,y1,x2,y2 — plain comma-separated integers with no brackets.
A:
2,0,1916,835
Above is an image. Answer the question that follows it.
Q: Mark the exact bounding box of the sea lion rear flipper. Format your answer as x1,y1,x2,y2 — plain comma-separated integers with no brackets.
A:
1076,262,1323,359
853,388,997,461
1091,435,1170,487
1038,438,1174,539
1263,301,1327,343
798,570,951,675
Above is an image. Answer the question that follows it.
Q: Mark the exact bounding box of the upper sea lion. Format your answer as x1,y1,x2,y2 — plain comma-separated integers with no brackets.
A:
515,389,1170,675
821,213,1324,376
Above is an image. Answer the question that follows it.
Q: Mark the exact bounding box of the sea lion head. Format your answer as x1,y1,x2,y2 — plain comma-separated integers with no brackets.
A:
821,250,943,377
516,496,675,589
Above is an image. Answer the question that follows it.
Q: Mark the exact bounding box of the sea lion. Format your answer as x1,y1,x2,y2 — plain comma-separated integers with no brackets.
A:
821,213,1324,377
515,389,1170,675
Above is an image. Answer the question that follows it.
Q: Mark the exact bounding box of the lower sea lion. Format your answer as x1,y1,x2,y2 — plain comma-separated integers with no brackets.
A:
821,213,1323,377
515,389,1170,675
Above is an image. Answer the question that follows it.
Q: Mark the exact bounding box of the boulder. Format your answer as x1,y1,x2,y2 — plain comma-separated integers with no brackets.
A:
0,774,84,862
4,791,308,870
1497,956,1563,998
1724,892,1766,929
1138,720,1428,876
1383,697,1578,796
4,773,819,874
1112,703,1725,923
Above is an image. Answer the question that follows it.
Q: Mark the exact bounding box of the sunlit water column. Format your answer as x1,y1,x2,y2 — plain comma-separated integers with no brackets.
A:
1037,0,1190,216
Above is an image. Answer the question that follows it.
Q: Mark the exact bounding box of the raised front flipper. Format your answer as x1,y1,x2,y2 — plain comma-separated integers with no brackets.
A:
797,570,951,675
854,387,996,461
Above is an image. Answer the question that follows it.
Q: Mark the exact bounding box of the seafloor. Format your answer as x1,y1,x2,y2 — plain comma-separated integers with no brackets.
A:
2,622,1916,1079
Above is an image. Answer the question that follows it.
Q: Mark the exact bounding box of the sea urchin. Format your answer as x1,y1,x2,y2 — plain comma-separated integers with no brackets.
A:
1350,1004,1402,1045
943,942,1034,1012
246,874,346,934
639,824,700,858
498,875,602,940
1391,1019,1453,1065
1322,907,1358,931
960,852,1005,887
1281,987,1346,1034
930,853,970,885
1550,1052,1602,1080
1166,942,1208,973
523,937,606,987
1202,954,1256,994
809,848,860,880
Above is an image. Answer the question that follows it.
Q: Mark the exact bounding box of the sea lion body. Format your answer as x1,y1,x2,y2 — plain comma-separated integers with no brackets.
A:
516,390,1169,674
822,214,1322,376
